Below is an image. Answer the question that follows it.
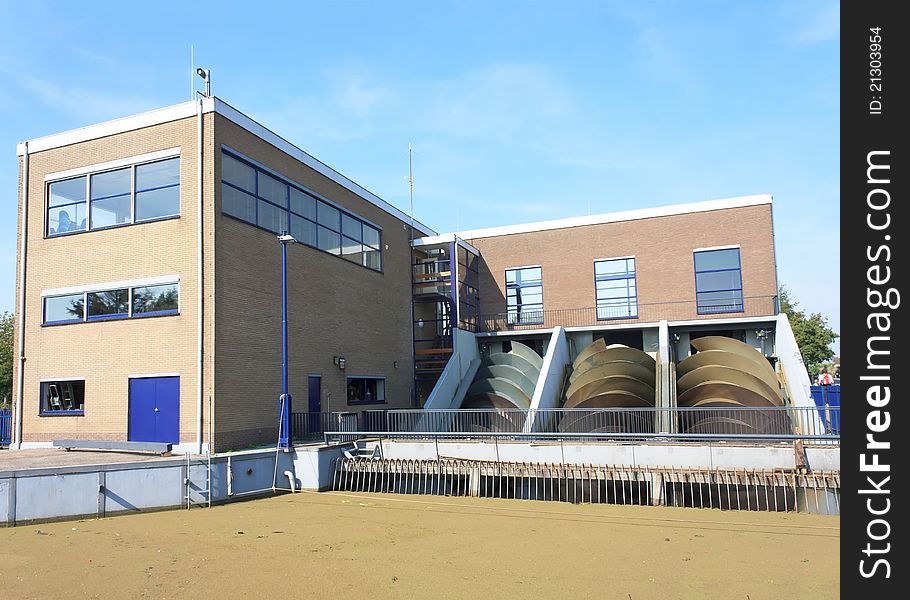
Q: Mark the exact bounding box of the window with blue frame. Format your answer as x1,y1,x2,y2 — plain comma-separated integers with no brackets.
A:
40,380,85,415
46,156,180,237
506,266,544,324
694,248,744,314
43,282,179,325
594,257,638,320
220,151,383,272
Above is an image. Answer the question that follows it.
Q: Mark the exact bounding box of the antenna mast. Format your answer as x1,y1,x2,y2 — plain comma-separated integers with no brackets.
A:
408,143,415,240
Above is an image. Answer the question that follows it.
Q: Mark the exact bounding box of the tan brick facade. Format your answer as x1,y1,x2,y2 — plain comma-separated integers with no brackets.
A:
13,115,216,446
212,116,415,450
466,204,778,323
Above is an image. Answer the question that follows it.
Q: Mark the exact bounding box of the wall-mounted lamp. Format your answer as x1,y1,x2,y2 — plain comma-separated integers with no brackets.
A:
393,361,399,369
338,357,346,370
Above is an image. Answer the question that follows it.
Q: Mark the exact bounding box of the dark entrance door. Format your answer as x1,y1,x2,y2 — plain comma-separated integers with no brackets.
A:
307,376,321,433
128,376,180,444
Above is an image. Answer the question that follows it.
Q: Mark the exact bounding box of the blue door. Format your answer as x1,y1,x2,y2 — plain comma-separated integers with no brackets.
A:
307,376,321,433
129,376,180,444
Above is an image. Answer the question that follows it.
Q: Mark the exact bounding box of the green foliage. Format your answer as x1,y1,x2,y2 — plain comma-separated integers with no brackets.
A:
779,286,838,375
1,311,13,405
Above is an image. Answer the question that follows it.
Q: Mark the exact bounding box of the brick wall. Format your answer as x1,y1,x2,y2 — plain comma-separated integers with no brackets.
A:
467,204,778,324
212,115,415,451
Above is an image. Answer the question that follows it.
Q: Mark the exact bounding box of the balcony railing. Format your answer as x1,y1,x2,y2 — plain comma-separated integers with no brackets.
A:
477,295,779,332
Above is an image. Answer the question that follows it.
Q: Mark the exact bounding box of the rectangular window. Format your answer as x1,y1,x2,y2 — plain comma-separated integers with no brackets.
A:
594,257,638,320
135,158,180,221
694,248,743,314
346,377,386,405
87,289,129,320
132,283,179,316
43,293,85,324
43,281,179,325
40,380,85,415
47,156,180,237
47,176,87,235
219,151,383,272
505,266,543,325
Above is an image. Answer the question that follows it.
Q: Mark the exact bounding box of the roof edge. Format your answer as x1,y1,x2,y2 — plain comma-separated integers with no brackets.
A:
453,194,773,240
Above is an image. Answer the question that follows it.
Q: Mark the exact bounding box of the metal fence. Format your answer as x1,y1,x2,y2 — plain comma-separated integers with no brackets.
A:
0,408,11,446
325,407,839,445
291,411,359,442
477,295,779,332
331,457,840,514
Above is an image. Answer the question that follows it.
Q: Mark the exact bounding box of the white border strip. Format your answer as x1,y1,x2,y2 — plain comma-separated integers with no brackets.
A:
128,373,180,379
506,264,542,271
41,274,180,297
411,233,480,256
18,102,199,155
455,195,772,240
39,376,86,382
594,254,635,263
692,244,741,253
45,147,181,182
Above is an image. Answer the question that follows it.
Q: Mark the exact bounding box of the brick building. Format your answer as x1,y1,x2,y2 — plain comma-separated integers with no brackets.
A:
11,96,784,452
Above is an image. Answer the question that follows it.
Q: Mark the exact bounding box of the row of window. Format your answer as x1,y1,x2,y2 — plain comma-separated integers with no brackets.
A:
38,375,384,416
43,282,179,325
221,152,383,271
47,157,180,236
505,248,743,323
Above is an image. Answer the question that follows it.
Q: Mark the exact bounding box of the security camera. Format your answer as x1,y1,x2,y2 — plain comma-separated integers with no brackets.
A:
196,68,208,79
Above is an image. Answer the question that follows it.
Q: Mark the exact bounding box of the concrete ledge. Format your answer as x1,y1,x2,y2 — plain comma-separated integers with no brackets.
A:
53,439,172,455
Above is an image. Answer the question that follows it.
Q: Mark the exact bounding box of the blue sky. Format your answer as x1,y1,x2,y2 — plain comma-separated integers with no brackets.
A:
0,0,840,347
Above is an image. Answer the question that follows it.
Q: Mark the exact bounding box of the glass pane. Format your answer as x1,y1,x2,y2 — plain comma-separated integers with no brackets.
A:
48,203,87,235
132,283,178,315
290,214,317,246
289,188,317,220
505,270,517,284
522,267,542,282
44,294,84,323
91,168,130,199
317,226,341,254
222,183,256,223
317,202,340,230
87,289,129,319
90,195,131,228
135,186,180,221
341,214,362,240
363,248,382,271
258,172,288,207
42,380,85,412
362,225,380,248
696,270,742,292
222,154,256,192
341,236,363,263
136,158,179,191
694,248,740,272
258,199,289,234
49,176,86,207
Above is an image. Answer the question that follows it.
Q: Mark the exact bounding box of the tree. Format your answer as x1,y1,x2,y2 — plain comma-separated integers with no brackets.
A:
779,286,838,377
1,311,13,406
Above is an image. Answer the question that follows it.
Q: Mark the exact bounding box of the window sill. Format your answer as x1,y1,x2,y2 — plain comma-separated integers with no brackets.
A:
42,311,179,327
39,410,85,417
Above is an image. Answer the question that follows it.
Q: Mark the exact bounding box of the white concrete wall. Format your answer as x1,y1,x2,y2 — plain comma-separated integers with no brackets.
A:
373,439,815,470
525,327,569,432
423,328,481,410
775,313,826,435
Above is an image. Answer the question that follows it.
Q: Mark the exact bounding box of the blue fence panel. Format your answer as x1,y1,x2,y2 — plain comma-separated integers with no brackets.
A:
810,385,840,435
1,408,11,446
